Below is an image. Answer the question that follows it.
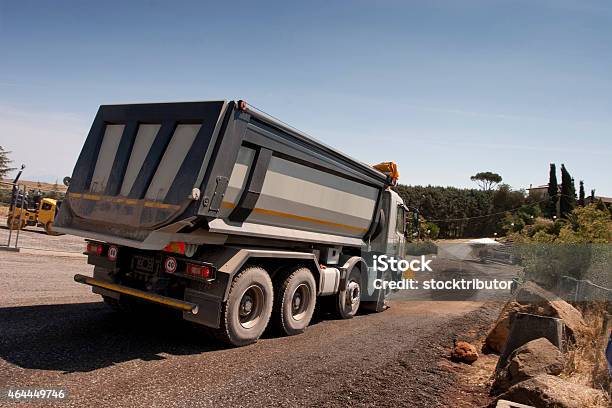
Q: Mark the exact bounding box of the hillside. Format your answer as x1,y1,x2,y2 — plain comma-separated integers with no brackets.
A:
0,179,68,194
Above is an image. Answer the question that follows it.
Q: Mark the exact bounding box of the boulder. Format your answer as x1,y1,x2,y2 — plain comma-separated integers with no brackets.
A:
493,338,564,393
485,282,587,353
495,400,535,408
486,301,533,353
515,282,588,341
495,314,563,371
497,374,609,408
450,340,479,364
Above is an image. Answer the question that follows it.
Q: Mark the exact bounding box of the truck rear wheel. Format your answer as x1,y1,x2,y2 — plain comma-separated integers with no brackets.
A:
214,266,273,347
272,267,316,336
336,267,361,319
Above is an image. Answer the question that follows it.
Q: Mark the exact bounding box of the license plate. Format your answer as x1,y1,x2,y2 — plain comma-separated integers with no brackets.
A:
133,255,155,272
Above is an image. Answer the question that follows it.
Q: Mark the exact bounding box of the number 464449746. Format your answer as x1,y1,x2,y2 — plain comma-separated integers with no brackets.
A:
5,389,66,400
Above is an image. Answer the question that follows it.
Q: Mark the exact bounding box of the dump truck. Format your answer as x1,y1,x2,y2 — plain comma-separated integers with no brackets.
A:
55,100,409,346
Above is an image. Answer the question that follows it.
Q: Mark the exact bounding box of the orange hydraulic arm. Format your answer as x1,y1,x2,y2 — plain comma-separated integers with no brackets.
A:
373,162,400,186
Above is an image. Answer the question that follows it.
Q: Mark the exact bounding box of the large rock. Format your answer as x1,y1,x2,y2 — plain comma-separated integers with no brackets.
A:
515,282,588,340
493,338,564,393
496,313,564,371
486,301,534,353
497,374,609,408
485,282,587,353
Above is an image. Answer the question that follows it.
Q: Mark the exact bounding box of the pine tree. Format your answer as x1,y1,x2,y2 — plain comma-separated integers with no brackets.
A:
0,145,16,179
578,181,585,206
545,163,558,218
559,164,576,217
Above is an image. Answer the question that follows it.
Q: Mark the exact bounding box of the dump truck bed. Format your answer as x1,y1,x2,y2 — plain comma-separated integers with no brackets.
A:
55,100,389,249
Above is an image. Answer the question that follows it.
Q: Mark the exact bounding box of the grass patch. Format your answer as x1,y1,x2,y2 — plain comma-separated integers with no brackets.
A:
561,301,611,404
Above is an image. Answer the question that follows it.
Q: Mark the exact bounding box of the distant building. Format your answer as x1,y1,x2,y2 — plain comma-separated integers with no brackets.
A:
527,183,561,199
585,195,612,205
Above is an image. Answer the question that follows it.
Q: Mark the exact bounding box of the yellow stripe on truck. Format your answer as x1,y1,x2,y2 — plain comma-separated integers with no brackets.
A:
69,192,180,210
221,201,368,233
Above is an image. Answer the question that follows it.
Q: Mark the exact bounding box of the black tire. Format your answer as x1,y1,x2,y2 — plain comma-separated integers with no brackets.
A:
272,267,317,336
213,266,273,347
7,216,24,230
336,266,361,319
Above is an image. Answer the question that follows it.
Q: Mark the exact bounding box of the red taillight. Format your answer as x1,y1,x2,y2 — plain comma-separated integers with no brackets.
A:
186,263,212,279
86,242,104,256
163,241,185,255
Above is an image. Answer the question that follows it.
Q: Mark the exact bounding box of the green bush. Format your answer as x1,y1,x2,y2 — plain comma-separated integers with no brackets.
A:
511,204,612,287
421,222,439,240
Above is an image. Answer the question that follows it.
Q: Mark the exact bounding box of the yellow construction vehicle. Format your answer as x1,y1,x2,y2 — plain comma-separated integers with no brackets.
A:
6,197,63,235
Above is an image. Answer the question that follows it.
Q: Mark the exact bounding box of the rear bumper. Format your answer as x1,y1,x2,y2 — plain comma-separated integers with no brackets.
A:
73,274,199,314
56,226,165,250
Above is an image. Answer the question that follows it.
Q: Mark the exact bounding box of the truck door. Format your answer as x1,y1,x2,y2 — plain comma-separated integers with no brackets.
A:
369,190,406,257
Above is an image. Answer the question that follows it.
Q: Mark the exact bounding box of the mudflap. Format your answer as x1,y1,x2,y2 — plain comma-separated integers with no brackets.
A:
182,288,223,328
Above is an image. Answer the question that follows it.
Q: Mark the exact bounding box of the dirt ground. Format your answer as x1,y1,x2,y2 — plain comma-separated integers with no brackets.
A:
0,228,511,407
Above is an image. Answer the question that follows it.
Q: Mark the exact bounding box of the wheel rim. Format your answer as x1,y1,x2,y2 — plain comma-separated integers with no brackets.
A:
238,284,264,329
291,283,311,321
346,280,360,309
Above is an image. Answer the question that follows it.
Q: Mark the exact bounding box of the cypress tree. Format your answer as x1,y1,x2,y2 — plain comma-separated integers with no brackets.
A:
545,163,558,218
590,189,596,204
559,164,576,217
578,181,585,206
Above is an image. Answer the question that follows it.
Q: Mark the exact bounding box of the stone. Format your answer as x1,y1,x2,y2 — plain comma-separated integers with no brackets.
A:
485,282,587,353
486,301,533,353
515,282,588,341
497,375,609,408
493,338,564,393
496,313,564,371
450,340,479,364
495,400,534,408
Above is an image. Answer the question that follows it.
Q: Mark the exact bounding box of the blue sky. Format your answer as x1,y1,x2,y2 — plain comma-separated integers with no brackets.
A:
1,0,611,195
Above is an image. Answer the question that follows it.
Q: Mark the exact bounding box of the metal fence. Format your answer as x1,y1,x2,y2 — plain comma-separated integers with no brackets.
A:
559,275,612,303
0,183,26,252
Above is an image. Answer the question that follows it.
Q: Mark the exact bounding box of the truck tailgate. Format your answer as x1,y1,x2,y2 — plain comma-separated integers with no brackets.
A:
56,101,227,240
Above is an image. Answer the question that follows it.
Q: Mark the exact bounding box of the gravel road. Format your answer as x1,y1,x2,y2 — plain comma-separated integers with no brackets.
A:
0,230,510,407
